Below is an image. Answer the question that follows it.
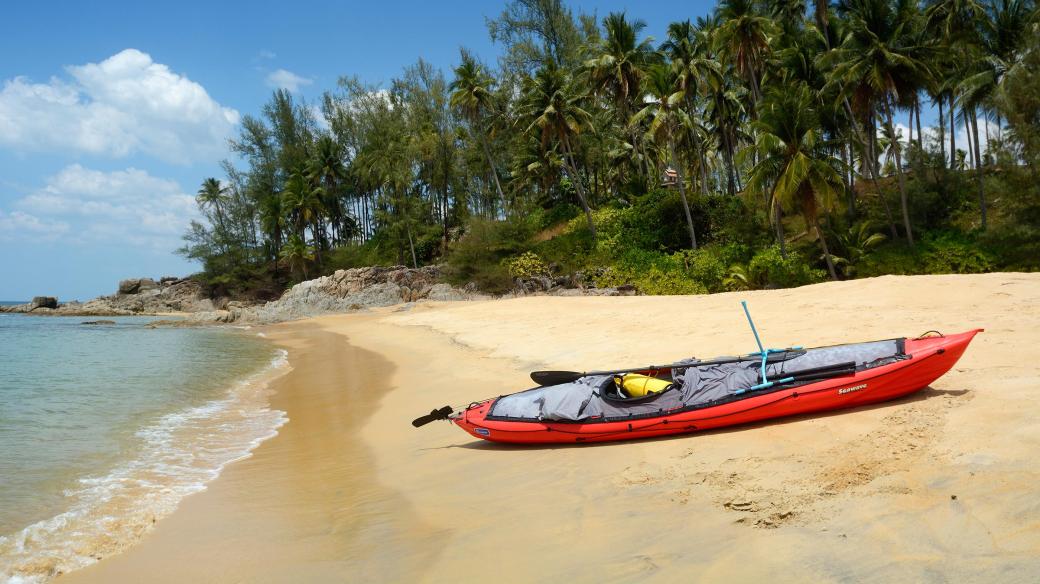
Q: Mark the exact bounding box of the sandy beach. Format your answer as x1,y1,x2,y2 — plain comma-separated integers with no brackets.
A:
61,273,1040,582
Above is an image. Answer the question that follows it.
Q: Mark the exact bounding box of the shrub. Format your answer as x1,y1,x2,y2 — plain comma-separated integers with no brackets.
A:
592,248,706,295
857,242,926,276
673,244,749,293
747,246,826,288
921,233,995,274
444,218,538,293
503,251,550,279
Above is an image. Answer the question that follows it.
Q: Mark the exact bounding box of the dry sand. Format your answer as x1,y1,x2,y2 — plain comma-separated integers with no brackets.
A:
61,273,1040,582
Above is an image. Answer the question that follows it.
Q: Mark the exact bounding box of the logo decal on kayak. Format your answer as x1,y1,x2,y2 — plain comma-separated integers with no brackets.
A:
474,428,491,436
838,383,867,395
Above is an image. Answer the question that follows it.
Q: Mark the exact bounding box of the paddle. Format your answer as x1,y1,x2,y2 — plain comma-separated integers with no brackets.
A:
529,349,806,387
732,360,857,395
411,406,453,428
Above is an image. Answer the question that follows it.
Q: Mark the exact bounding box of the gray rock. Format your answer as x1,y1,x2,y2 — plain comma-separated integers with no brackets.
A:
118,278,157,295
81,320,116,325
118,279,141,294
190,265,489,324
30,296,58,310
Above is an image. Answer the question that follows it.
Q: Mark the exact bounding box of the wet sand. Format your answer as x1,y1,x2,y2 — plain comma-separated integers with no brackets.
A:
62,273,1040,582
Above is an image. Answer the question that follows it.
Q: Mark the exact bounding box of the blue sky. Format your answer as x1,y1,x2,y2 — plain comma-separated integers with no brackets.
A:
0,0,721,300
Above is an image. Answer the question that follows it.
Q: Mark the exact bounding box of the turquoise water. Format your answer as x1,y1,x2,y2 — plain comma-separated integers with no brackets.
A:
0,315,287,582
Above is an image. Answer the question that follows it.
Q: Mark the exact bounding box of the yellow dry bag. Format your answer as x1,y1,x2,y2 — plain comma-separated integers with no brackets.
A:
615,374,672,397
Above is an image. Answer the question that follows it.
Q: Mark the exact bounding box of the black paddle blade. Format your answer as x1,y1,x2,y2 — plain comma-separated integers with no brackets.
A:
411,406,453,428
530,370,584,386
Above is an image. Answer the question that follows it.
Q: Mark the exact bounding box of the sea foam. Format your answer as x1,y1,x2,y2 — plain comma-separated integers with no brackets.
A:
0,350,290,583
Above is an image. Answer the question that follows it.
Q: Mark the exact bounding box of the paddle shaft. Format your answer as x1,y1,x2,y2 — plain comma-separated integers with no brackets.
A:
530,349,806,386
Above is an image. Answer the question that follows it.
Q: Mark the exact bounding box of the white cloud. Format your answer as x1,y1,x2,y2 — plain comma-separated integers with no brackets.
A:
880,119,1000,168
0,49,239,165
309,103,329,130
6,164,198,249
258,50,277,60
0,210,69,241
266,68,313,92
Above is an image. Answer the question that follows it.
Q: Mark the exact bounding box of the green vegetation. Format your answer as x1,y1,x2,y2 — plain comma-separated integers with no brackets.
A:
180,0,1040,299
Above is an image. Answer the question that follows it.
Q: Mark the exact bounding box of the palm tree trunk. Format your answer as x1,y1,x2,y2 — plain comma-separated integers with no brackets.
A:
669,140,698,249
700,151,710,195
406,223,418,268
815,219,838,281
983,109,990,147
562,135,596,239
774,204,788,259
938,96,947,168
907,107,914,148
914,99,923,149
479,134,506,205
847,102,898,238
970,108,987,230
949,100,957,169
883,97,914,246
724,137,737,196
313,218,323,266
843,141,855,223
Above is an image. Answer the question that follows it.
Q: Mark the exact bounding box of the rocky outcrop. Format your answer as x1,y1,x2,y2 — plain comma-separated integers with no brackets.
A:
1,297,60,313
118,278,159,296
1,264,638,323
509,270,637,297
30,296,58,310
0,277,214,316
191,265,490,324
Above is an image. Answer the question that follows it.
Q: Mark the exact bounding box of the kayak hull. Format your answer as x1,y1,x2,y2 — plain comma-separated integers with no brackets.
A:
452,329,981,444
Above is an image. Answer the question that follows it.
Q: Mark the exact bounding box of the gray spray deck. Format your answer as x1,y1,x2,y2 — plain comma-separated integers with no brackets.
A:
488,339,906,422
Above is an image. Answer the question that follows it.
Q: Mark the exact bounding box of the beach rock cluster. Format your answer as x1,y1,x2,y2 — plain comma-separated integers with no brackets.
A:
31,296,58,310
510,272,637,296
0,277,214,316
191,265,491,324
2,265,639,323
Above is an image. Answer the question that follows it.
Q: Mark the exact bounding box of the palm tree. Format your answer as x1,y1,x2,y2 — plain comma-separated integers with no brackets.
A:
634,63,699,249
523,62,597,237
281,170,324,263
279,234,314,280
706,74,748,195
662,20,722,196
956,0,1035,229
714,0,774,108
744,84,844,280
831,222,887,277
825,0,932,246
450,49,506,203
585,12,659,183
196,178,228,235
258,191,284,261
927,0,981,186
308,135,347,245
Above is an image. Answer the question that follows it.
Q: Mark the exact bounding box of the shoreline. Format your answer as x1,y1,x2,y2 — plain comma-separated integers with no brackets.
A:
58,273,1040,581
59,316,448,583
0,324,290,583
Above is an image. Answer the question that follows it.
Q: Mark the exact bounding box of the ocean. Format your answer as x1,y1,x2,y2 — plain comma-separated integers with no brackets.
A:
0,314,287,582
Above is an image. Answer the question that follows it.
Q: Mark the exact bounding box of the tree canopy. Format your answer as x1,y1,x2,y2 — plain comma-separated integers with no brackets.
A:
181,0,1040,298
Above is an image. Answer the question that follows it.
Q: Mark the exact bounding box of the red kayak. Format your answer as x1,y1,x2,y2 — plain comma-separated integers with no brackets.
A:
448,329,981,444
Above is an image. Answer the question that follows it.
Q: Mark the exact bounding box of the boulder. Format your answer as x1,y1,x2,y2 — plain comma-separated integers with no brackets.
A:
118,278,157,295
30,296,58,310
118,279,141,294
